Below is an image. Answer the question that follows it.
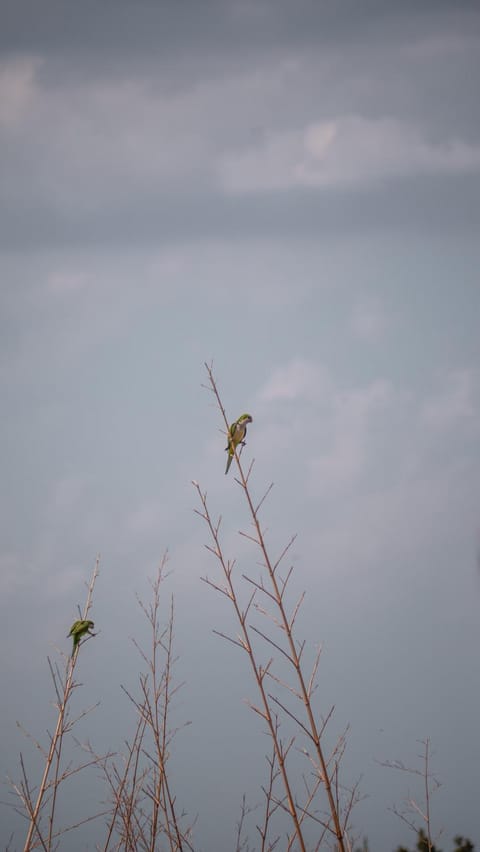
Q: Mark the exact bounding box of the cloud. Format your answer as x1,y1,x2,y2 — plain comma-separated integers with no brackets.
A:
0,0,475,63
254,357,397,494
255,357,480,507
0,52,305,207
0,552,25,598
350,301,388,341
251,356,480,613
304,450,480,596
1,12,479,251
259,358,331,402
0,56,38,127
126,499,167,536
308,379,393,495
421,369,477,430
47,271,91,294
219,116,480,194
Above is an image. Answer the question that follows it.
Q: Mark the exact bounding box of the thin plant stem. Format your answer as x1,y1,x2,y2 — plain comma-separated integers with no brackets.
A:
21,556,100,852
200,363,347,851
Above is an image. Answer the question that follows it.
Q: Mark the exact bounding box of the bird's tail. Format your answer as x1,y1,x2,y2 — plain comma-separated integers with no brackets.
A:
225,452,233,474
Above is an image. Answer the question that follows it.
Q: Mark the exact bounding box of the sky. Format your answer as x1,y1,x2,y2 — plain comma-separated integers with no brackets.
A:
1,1,480,849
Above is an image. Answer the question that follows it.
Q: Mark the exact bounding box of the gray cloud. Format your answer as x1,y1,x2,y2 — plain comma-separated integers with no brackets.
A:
1,175,479,251
1,2,479,251
2,0,478,59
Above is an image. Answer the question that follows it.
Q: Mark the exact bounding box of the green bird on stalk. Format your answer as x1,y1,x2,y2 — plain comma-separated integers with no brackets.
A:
225,413,253,474
68,619,95,657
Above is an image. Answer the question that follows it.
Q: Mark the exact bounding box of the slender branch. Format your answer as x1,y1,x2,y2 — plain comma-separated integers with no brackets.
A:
201,364,348,851
21,556,100,852
194,479,307,852
105,558,194,852
380,737,441,850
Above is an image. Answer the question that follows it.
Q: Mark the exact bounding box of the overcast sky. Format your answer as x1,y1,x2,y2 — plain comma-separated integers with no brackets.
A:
1,1,480,849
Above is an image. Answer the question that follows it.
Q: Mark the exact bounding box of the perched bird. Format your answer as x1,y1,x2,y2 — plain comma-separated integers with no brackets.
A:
225,413,253,474
68,619,95,657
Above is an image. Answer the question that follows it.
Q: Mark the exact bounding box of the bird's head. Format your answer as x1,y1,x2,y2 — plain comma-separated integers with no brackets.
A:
238,413,253,425
87,620,94,629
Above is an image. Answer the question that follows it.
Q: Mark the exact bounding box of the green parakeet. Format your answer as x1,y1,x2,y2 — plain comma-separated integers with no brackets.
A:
68,619,95,657
225,413,253,474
